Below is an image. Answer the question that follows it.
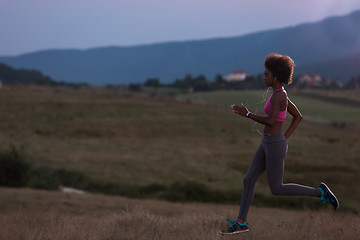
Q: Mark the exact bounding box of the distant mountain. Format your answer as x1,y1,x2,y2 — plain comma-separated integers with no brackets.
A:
296,53,360,80
1,10,360,85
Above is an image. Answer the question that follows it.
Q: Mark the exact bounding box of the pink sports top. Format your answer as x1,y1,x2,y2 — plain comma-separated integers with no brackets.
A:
264,87,287,122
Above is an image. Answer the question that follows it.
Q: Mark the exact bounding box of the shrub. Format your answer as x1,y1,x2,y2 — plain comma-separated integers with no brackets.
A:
0,145,30,187
139,183,166,196
53,169,88,189
128,83,142,92
27,168,59,190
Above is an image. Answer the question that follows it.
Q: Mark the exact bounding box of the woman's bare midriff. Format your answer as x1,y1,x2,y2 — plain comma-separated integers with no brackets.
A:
263,121,283,136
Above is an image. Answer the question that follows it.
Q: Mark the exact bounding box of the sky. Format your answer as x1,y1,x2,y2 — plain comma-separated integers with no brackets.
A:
1,0,360,56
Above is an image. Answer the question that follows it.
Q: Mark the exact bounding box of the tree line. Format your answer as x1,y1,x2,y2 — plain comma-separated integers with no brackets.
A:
129,73,360,92
1,61,359,91
0,62,88,89
127,74,265,92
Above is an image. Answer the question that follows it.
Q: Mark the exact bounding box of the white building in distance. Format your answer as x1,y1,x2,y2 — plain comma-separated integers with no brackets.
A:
224,70,251,82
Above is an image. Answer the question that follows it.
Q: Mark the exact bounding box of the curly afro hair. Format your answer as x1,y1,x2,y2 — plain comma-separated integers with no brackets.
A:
264,53,295,85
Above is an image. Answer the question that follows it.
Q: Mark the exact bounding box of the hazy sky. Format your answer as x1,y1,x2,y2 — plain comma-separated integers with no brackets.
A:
1,0,360,56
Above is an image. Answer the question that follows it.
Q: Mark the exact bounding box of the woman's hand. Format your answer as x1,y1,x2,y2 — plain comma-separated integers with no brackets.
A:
231,103,249,117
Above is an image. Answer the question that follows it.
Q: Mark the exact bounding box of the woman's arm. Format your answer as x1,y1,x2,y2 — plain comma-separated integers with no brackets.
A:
231,91,285,127
283,98,302,140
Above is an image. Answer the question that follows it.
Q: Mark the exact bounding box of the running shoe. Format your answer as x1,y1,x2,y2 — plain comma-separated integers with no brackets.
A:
220,218,249,235
317,182,339,210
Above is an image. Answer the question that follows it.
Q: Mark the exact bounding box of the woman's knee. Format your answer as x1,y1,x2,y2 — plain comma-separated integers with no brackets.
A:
270,184,283,195
243,174,252,187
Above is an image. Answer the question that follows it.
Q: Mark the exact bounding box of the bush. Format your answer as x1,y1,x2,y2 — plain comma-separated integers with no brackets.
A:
53,169,88,189
0,146,30,187
139,183,166,196
27,168,59,190
144,78,160,88
128,83,142,92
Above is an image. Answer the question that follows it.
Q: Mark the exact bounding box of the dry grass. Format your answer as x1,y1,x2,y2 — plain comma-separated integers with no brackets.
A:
1,187,359,240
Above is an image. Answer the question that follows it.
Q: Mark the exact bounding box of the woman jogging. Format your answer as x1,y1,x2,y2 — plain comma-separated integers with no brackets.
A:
220,53,339,235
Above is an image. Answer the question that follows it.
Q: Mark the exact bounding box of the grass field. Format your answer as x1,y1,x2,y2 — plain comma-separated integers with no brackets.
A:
176,88,360,122
1,187,359,240
0,86,359,238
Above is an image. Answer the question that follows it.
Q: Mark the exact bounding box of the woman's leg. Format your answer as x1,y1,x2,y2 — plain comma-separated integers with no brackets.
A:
237,141,266,221
265,136,319,197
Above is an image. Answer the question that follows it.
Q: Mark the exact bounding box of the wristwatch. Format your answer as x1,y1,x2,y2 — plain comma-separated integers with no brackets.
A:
246,111,251,118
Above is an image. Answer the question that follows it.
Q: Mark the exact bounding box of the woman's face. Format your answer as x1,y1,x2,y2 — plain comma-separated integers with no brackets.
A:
264,68,275,87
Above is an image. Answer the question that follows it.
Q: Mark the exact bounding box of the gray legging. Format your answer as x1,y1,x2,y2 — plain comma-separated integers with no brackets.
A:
238,134,319,221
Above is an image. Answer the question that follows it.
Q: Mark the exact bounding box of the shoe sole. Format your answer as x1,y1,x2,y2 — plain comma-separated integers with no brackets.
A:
320,182,339,210
220,229,250,235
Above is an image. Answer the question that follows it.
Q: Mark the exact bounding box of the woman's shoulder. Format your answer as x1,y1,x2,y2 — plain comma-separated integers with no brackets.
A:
273,89,287,99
